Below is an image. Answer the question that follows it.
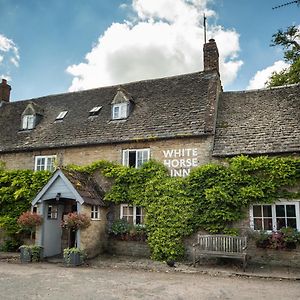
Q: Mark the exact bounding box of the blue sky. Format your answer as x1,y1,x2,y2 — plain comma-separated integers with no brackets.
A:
0,0,299,101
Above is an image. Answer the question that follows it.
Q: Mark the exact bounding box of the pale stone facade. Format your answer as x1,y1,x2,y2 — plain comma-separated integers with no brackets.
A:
80,204,108,258
0,136,214,176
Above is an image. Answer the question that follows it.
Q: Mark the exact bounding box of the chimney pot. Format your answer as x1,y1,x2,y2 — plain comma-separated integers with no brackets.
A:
0,78,11,102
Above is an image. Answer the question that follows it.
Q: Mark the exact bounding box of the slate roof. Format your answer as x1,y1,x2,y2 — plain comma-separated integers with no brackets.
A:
62,169,106,206
213,84,300,156
0,71,219,153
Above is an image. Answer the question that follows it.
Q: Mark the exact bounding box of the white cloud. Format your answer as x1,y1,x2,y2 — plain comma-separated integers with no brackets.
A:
246,60,290,90
0,34,20,78
67,0,243,92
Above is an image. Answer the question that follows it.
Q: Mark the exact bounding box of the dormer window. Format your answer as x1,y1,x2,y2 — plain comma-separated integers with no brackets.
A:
111,87,134,120
56,111,68,121
21,102,44,130
112,103,128,120
22,115,35,130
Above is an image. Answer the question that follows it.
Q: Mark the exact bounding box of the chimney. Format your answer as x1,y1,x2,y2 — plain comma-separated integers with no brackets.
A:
203,39,219,73
0,79,11,102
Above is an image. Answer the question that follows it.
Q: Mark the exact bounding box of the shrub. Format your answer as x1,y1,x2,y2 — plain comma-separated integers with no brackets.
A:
109,219,131,236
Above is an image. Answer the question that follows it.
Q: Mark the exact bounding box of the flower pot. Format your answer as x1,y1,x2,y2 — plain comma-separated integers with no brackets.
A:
63,248,85,267
20,247,32,263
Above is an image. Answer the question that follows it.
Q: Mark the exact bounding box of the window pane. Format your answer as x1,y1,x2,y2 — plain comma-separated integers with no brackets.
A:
113,106,119,119
120,103,127,118
276,205,285,217
287,218,297,229
264,218,273,230
126,216,134,225
263,205,272,217
28,115,34,129
276,218,286,229
137,151,143,168
253,205,262,217
128,151,136,167
286,205,296,217
123,206,133,216
254,218,262,230
143,150,149,163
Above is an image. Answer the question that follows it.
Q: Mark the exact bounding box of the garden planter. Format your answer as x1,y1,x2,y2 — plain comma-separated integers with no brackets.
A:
19,246,32,263
63,248,85,267
19,245,43,263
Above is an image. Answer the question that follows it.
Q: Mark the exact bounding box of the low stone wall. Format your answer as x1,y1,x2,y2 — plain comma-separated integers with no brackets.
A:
184,231,300,267
247,239,300,268
107,238,151,258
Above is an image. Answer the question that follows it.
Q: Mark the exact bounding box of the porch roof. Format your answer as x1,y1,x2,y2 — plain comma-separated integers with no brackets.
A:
32,169,106,206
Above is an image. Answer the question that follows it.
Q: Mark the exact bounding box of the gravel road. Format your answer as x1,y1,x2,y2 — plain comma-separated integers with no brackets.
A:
0,262,299,300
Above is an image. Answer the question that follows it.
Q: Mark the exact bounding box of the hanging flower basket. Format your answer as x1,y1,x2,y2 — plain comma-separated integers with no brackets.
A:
61,212,91,231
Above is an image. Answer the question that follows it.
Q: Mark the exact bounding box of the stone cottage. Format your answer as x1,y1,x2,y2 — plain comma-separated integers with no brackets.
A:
0,39,299,260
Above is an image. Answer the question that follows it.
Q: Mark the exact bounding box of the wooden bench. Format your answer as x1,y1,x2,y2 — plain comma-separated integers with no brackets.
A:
193,234,248,271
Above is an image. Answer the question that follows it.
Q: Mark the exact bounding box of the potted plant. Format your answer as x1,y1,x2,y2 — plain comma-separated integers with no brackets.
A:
63,247,86,267
61,212,91,266
17,211,43,263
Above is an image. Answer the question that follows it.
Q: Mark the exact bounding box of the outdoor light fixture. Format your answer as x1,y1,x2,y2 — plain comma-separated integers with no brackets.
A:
55,192,61,201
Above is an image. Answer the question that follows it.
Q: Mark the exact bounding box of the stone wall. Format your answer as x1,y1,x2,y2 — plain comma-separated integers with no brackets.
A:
80,204,109,258
0,136,214,175
184,228,300,267
107,238,151,258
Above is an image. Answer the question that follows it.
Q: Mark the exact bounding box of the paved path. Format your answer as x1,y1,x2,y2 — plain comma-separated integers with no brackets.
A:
0,262,300,300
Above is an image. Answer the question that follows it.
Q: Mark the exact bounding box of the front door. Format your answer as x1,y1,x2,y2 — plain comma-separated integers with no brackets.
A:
43,203,63,257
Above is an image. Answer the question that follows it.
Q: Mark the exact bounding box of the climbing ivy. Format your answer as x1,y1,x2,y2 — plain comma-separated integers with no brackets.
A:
0,155,299,261
0,170,51,236
72,155,300,261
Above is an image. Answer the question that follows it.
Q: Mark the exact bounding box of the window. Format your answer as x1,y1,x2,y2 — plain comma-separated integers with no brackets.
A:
91,205,100,220
22,115,35,130
47,205,58,219
120,204,145,225
35,155,56,171
250,202,300,231
112,103,128,120
89,106,102,116
55,111,68,121
122,149,150,168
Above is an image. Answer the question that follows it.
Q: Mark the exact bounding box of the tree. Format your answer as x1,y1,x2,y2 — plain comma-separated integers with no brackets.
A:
267,25,300,87
272,0,300,10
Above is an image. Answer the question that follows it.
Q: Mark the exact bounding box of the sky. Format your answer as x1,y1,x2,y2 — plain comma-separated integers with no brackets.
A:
0,0,299,102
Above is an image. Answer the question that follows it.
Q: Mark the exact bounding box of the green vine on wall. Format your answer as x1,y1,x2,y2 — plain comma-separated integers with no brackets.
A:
69,155,300,261
0,169,51,237
0,155,299,260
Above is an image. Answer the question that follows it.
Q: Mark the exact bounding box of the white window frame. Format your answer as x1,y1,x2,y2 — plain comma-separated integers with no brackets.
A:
250,201,300,232
122,149,150,168
120,204,145,225
91,205,101,220
22,115,35,130
55,111,68,120
112,103,128,120
34,155,57,171
47,204,58,219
